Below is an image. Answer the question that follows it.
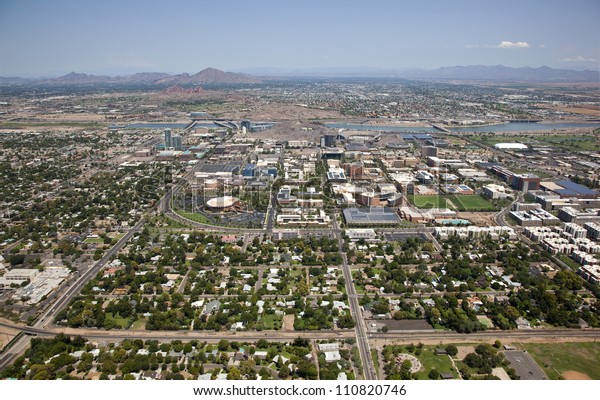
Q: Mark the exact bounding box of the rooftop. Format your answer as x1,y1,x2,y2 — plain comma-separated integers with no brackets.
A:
343,207,400,225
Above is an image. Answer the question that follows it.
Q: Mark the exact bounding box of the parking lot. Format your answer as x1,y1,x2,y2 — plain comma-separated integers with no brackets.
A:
503,350,548,380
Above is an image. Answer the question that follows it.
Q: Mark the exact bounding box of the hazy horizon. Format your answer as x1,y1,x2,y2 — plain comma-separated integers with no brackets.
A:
1,0,599,77
3,64,600,80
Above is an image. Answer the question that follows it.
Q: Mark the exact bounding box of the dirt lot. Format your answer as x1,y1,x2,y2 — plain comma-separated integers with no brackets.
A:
456,345,476,360
562,371,592,380
283,314,295,331
0,318,21,349
540,104,600,117
247,120,327,142
456,212,497,226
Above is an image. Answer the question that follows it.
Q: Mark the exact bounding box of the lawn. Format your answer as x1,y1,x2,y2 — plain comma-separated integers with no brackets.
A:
371,349,381,379
175,210,212,224
410,195,448,209
558,255,581,271
414,347,457,379
353,271,366,294
519,342,600,380
448,195,497,211
534,134,600,152
289,268,305,279
83,237,105,244
109,233,126,240
411,194,496,211
476,316,494,329
130,318,147,331
260,314,282,330
105,312,131,329
469,133,600,152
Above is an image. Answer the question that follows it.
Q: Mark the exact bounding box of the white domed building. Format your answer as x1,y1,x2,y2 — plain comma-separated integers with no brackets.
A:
205,196,240,211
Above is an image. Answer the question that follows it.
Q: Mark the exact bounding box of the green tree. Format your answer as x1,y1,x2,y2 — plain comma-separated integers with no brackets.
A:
227,367,241,380
297,279,309,296
445,344,458,357
278,366,290,379
428,369,441,380
217,339,229,351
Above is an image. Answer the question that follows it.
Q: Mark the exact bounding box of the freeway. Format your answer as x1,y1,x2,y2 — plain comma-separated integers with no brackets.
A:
0,331,32,371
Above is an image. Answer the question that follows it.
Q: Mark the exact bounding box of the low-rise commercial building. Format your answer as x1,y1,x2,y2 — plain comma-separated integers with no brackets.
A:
277,208,331,226
346,229,378,242
343,207,400,226
10,267,70,304
540,180,600,199
0,268,39,287
483,184,510,200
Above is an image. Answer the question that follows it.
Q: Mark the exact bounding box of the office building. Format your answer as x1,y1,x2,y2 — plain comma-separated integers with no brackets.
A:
421,146,438,157
584,222,600,240
164,129,172,148
513,174,541,192
241,120,251,131
558,207,600,225
321,134,337,147
172,135,183,150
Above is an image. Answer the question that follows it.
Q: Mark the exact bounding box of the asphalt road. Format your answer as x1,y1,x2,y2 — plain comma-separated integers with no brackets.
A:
34,217,146,330
3,320,600,343
370,328,600,341
332,213,377,380
2,139,591,375
2,318,599,371
0,332,32,371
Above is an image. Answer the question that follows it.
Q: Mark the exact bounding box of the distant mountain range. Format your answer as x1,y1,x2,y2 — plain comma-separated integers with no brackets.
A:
401,65,600,82
239,65,599,82
0,68,261,85
1,65,598,85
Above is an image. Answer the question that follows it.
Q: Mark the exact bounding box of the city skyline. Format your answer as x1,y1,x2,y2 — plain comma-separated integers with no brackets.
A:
1,0,599,77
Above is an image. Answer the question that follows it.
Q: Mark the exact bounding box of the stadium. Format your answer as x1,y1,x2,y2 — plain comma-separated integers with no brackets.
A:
205,196,240,211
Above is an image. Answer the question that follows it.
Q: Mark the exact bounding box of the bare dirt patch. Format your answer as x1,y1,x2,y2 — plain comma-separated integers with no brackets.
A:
0,332,15,349
283,314,295,331
542,104,600,117
492,367,511,380
456,212,497,226
562,370,592,380
456,345,475,360
0,318,21,349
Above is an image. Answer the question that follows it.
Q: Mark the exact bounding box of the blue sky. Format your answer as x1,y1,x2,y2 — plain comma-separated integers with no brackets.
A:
0,0,598,76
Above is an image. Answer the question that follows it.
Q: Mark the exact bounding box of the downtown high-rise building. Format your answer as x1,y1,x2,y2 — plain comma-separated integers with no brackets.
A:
164,129,172,148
